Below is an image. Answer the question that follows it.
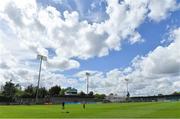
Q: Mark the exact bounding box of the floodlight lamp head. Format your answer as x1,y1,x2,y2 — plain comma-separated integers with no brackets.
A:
86,72,90,76
125,78,129,82
37,54,47,61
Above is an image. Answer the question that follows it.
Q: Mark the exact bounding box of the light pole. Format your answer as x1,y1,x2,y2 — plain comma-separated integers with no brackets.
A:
86,72,90,95
125,78,130,99
36,54,47,103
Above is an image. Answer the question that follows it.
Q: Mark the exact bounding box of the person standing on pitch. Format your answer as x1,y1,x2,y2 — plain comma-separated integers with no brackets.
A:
83,101,86,109
62,102,65,110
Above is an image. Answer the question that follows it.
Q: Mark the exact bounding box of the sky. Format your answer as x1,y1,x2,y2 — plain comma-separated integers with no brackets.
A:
0,0,180,96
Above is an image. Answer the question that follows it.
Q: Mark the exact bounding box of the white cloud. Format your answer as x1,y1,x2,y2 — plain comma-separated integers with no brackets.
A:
1,0,178,69
148,0,179,22
132,28,180,77
47,58,80,71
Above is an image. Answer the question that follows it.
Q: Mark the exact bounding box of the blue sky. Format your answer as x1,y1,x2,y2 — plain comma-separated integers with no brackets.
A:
0,0,180,95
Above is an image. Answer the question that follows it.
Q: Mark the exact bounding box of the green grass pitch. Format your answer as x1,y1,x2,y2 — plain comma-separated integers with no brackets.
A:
0,101,180,118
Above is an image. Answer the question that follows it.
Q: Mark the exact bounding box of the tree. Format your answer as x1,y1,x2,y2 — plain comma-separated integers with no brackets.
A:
79,91,86,96
59,89,66,96
94,94,106,100
15,85,23,98
2,81,19,99
22,85,36,98
38,87,48,98
22,85,48,98
109,93,114,96
0,85,3,95
172,92,180,95
88,91,94,96
158,94,163,96
49,85,61,97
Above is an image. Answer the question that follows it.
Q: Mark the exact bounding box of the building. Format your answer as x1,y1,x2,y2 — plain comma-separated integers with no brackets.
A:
130,94,180,102
105,94,180,102
65,88,78,95
105,95,126,102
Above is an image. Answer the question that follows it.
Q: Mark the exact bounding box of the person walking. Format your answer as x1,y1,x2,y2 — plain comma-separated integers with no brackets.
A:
83,101,86,109
62,102,65,110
